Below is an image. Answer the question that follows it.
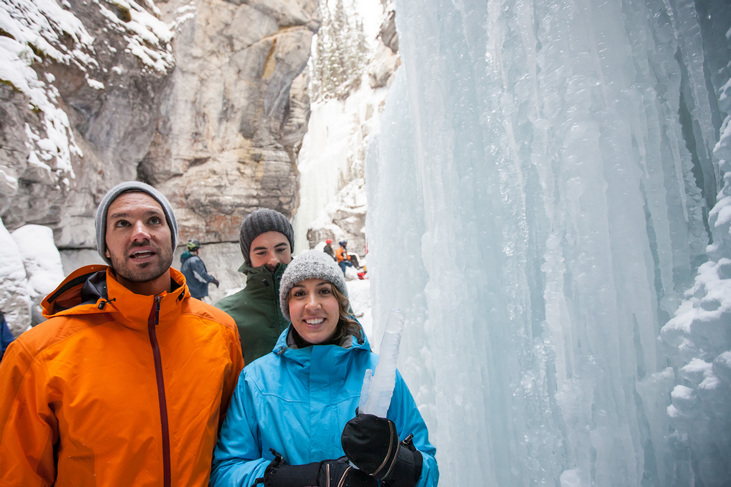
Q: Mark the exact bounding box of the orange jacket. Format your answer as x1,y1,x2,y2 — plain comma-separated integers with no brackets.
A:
0,265,244,487
335,246,348,263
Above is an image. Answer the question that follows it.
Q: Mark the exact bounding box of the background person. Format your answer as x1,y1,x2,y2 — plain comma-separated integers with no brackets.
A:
0,311,14,362
335,239,355,275
210,250,438,487
215,208,294,365
323,238,335,260
0,181,244,486
180,238,220,300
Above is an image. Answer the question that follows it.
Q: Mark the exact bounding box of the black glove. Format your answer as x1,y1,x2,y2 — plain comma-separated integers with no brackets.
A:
341,414,423,487
211,277,220,287
263,452,376,487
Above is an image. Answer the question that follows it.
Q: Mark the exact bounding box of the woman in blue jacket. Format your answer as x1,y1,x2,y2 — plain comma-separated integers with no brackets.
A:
211,250,438,487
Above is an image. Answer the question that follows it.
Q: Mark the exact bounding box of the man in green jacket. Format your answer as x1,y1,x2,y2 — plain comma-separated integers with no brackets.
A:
215,209,294,365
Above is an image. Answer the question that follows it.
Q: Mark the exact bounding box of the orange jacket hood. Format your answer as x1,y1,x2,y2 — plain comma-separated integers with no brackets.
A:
41,265,193,329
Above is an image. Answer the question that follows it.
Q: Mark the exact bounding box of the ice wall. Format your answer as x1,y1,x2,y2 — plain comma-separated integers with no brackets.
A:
365,0,730,486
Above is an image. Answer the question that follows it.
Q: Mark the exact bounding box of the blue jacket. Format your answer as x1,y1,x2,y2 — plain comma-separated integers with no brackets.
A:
0,312,14,362
180,252,215,299
211,326,439,487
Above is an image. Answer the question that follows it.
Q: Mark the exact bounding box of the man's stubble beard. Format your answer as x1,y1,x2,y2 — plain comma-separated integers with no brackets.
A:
109,244,174,284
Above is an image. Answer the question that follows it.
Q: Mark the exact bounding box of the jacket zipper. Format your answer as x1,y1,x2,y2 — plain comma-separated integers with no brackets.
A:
148,295,171,487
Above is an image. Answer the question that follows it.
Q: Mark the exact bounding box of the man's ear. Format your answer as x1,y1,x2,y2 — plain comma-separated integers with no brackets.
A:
105,248,111,259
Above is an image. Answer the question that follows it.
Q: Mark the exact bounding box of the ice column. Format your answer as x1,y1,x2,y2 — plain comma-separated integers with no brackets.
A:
358,308,406,417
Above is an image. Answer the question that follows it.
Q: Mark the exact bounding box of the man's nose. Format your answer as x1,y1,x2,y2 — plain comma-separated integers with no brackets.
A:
131,221,151,241
265,255,280,270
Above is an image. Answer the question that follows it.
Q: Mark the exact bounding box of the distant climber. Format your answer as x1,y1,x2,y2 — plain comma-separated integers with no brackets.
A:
335,240,360,275
323,238,336,260
180,238,219,300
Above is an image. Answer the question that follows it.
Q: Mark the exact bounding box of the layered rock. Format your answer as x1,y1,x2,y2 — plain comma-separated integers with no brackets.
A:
0,0,318,248
0,0,319,331
144,0,319,243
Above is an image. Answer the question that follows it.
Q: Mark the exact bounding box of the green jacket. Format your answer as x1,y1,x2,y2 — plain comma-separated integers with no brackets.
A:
215,262,289,365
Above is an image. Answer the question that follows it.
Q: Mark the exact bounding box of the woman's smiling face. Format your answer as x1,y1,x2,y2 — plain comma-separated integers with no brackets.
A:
287,278,340,345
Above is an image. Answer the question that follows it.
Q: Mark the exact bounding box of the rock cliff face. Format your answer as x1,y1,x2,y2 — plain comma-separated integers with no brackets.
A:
143,0,319,243
0,0,318,331
1,0,318,248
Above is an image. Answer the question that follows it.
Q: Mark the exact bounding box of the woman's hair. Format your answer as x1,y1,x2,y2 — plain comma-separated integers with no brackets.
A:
330,284,363,343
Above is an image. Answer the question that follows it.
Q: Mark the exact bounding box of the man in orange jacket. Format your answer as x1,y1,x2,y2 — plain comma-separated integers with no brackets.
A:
0,181,244,486
335,239,357,275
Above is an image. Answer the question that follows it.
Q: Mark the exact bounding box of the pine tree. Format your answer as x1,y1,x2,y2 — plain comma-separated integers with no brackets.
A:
309,0,371,102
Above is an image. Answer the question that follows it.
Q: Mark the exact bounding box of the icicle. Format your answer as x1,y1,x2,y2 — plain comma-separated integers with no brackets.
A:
358,308,405,417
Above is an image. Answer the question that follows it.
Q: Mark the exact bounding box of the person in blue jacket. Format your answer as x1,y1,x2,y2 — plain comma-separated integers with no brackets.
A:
0,310,15,362
211,250,438,487
180,238,219,300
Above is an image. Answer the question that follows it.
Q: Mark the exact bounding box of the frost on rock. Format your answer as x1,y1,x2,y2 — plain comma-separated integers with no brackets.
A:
0,219,32,337
11,225,66,302
0,0,96,179
96,0,174,73
659,60,731,484
0,0,175,187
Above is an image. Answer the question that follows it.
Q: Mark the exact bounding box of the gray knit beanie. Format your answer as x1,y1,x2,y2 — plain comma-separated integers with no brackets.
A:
279,250,349,320
239,208,295,264
95,181,178,265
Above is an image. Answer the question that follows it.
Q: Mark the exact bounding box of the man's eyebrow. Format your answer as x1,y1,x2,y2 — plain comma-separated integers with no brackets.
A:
274,243,288,249
108,210,163,219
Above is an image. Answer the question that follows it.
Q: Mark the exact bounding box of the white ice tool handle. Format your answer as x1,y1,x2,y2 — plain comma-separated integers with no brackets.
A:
358,308,405,417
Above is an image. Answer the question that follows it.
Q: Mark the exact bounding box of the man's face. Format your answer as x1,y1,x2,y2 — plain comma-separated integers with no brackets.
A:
104,192,173,294
249,231,292,271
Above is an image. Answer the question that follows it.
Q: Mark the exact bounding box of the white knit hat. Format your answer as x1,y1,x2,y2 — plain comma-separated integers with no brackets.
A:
279,250,348,320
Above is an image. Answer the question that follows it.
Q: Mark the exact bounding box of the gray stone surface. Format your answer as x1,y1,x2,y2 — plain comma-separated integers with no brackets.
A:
1,0,319,249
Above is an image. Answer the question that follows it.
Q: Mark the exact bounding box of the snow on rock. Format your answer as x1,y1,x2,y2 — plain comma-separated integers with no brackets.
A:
659,55,731,483
0,0,91,178
0,0,174,184
0,171,19,216
0,219,32,337
0,223,66,336
714,351,731,386
96,0,174,72
306,178,369,254
11,225,66,302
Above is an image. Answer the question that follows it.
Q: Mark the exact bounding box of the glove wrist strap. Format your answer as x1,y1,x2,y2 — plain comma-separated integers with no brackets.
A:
383,446,423,487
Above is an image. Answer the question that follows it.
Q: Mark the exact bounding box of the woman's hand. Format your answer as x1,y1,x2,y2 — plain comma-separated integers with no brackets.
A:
341,414,423,487
263,453,376,487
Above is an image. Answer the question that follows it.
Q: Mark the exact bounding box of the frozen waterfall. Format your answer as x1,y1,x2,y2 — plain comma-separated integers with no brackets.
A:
365,0,731,486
